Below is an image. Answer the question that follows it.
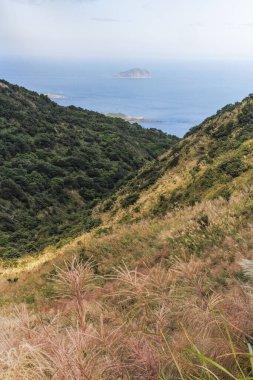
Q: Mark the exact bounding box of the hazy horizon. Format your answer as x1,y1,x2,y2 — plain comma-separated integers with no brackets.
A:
2,0,253,137
2,0,253,61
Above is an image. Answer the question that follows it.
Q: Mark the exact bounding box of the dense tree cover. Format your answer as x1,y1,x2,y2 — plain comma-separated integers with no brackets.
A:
0,80,178,258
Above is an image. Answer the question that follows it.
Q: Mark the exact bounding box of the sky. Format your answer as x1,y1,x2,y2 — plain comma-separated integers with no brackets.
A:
1,0,253,61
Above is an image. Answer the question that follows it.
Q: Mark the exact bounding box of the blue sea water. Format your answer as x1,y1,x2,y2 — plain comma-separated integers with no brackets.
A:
2,58,253,137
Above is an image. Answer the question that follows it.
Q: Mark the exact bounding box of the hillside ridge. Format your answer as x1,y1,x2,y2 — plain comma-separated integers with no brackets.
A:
1,91,253,281
95,94,253,226
0,80,178,258
2,90,253,380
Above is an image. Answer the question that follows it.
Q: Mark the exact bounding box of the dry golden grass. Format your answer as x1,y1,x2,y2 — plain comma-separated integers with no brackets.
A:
0,254,253,379
1,187,253,302
1,187,253,378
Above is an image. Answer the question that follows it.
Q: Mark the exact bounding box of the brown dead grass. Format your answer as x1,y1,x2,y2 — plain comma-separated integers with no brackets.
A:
1,189,253,378
0,255,253,379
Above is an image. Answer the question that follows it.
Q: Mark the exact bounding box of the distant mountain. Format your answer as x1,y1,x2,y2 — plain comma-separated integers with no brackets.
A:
0,80,178,258
115,68,151,79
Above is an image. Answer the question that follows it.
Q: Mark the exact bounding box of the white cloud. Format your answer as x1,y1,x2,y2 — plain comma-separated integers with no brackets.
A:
11,0,97,3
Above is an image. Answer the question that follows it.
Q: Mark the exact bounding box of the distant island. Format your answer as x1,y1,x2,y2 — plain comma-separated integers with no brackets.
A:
114,68,151,79
106,113,160,123
45,93,65,99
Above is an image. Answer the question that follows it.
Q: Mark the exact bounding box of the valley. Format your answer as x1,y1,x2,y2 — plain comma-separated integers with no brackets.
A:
1,81,253,379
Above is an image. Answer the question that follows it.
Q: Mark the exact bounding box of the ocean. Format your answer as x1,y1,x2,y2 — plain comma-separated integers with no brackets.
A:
1,58,253,137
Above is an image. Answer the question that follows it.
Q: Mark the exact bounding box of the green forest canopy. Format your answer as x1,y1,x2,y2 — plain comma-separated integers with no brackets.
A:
0,80,178,258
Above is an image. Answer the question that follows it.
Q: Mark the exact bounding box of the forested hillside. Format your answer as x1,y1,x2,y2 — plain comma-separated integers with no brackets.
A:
2,93,253,379
0,80,178,258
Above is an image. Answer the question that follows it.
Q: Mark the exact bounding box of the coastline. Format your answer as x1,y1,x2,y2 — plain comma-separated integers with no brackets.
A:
106,113,161,123
45,93,65,99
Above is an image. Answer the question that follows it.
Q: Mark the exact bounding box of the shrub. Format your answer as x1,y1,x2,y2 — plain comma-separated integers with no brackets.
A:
121,193,140,208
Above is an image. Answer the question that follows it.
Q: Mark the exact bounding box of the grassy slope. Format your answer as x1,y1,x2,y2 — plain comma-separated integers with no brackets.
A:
95,96,253,226
0,80,178,258
1,188,253,379
2,96,253,379
2,94,253,298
